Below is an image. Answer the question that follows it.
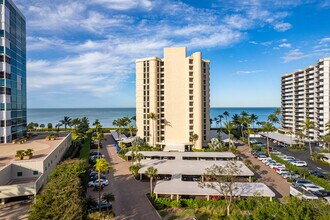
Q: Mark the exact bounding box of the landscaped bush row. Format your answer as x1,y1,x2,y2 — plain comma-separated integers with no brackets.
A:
29,160,89,220
79,131,92,161
153,197,330,219
271,155,330,190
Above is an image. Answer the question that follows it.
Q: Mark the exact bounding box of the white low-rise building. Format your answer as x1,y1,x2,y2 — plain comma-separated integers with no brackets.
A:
0,133,72,204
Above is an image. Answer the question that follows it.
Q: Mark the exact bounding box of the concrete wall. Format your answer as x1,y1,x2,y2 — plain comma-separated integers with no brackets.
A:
0,164,11,185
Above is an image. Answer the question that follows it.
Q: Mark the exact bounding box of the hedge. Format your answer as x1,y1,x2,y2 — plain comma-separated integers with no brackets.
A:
271,155,330,190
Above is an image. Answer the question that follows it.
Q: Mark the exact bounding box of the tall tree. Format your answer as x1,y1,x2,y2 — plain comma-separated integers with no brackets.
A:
92,132,107,156
199,161,243,216
147,113,158,147
145,166,158,197
250,114,258,130
261,121,275,155
301,118,315,155
95,158,112,210
127,125,135,137
71,118,81,134
60,116,72,131
223,111,230,122
189,133,199,149
218,115,224,134
224,121,234,147
268,113,279,125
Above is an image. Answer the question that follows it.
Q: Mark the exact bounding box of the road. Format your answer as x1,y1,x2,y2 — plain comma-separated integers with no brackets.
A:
87,134,161,220
0,201,30,220
254,137,330,174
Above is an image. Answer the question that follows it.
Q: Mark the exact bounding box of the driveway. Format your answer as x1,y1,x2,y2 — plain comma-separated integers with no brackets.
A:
0,201,30,220
254,137,330,173
87,134,161,220
238,143,290,199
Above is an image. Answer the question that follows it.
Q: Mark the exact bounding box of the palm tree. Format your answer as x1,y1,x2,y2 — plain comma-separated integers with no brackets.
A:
301,118,315,155
250,114,258,130
218,115,224,133
238,116,246,141
223,111,230,122
147,113,158,147
71,118,81,134
325,120,330,134
189,133,199,149
60,116,72,131
261,121,275,155
224,121,234,147
210,118,213,128
321,135,330,151
93,119,100,127
127,125,135,137
145,166,158,197
246,128,254,153
268,113,279,125
274,108,281,116
92,132,107,156
95,158,112,210
134,153,144,165
55,123,62,133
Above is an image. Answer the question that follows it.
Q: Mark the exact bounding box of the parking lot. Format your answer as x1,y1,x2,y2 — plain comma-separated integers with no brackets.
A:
253,137,330,174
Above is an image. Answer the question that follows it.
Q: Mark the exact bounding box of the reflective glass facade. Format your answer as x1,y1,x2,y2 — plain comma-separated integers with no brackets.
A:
0,0,26,143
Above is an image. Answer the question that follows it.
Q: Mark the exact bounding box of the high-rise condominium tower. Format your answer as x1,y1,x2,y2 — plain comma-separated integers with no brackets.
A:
0,0,26,143
136,47,210,150
282,58,330,141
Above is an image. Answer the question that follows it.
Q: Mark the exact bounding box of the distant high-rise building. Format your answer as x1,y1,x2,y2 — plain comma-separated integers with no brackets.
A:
281,58,330,140
136,47,210,150
0,0,26,143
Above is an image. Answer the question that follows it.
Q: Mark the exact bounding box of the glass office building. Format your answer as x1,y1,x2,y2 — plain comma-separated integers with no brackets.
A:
0,0,26,143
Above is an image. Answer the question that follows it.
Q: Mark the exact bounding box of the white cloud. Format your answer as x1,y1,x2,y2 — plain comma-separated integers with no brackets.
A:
274,22,292,32
279,43,292,48
236,70,263,75
282,49,316,62
320,37,330,44
92,0,153,10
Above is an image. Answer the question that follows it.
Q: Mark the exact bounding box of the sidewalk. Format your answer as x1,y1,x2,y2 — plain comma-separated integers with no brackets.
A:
238,144,290,199
88,134,161,220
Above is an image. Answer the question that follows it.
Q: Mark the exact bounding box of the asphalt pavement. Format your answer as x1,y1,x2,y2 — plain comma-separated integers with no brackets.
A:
253,137,330,174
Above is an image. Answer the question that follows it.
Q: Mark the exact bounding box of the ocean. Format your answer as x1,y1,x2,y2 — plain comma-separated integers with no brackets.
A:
27,107,279,128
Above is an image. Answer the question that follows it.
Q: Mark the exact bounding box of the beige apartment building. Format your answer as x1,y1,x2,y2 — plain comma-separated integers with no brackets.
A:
136,47,210,150
281,58,330,141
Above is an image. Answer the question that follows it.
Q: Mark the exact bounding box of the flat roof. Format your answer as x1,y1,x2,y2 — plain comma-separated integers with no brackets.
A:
259,132,298,145
125,151,236,159
154,178,275,198
138,160,254,176
7,177,38,185
0,133,70,169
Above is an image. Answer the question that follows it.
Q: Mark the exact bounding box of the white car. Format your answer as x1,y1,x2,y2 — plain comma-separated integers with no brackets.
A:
88,179,109,187
283,156,295,161
265,160,276,166
291,160,308,167
278,154,288,159
301,184,325,192
270,150,281,155
282,172,300,179
269,163,285,169
261,158,272,163
276,167,288,175
258,155,268,160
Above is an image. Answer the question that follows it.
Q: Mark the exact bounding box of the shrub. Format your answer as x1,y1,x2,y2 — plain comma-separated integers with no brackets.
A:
170,200,181,208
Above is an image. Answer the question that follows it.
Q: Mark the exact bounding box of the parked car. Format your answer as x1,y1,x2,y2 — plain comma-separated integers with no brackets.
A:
276,167,288,175
257,155,269,160
283,156,296,161
265,160,276,166
291,160,308,167
309,170,326,178
269,163,285,169
294,178,312,187
270,150,281,155
89,174,107,182
311,190,330,198
256,143,266,148
89,171,98,177
282,172,300,179
90,202,112,211
251,139,258,144
301,184,325,192
88,179,109,187
261,158,272,163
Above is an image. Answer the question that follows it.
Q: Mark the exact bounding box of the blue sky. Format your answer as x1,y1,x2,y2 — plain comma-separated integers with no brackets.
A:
15,0,330,108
